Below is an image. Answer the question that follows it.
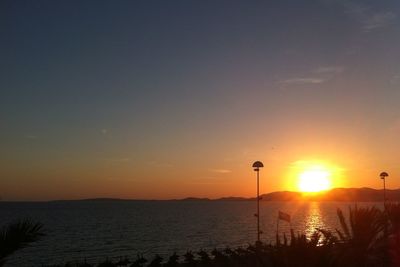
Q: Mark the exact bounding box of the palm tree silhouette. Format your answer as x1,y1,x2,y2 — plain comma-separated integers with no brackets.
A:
384,203,400,266
0,219,44,267
333,206,385,267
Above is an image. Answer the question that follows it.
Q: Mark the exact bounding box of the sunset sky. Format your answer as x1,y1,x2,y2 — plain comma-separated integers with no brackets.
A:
1,1,400,201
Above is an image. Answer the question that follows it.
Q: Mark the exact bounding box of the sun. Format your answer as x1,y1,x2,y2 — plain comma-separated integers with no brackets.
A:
286,160,343,193
298,166,332,193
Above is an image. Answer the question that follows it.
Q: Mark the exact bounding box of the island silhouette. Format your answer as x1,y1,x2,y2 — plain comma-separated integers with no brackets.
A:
40,187,398,203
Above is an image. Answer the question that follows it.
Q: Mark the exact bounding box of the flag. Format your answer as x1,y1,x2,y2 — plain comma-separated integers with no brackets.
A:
278,211,291,223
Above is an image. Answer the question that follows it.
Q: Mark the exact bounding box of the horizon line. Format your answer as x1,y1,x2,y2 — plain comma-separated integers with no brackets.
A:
1,186,395,202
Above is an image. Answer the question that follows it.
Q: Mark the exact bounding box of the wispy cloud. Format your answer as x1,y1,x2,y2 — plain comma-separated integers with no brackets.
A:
105,158,131,163
279,78,325,85
343,2,396,32
106,176,137,181
279,65,344,86
101,129,108,135
390,74,400,85
209,169,232,174
187,176,230,185
313,66,344,74
363,12,396,31
147,161,174,168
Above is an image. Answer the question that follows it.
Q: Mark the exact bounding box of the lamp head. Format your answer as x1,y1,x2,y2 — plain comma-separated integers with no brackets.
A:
252,161,264,171
380,172,389,179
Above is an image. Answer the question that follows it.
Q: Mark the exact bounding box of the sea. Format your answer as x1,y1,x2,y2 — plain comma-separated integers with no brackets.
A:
0,200,383,266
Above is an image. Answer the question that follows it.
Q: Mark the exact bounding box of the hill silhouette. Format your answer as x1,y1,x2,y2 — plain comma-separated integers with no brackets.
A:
19,187,397,203
178,187,398,202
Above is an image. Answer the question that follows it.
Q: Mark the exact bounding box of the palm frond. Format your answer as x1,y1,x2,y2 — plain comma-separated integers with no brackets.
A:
0,219,45,266
337,208,350,241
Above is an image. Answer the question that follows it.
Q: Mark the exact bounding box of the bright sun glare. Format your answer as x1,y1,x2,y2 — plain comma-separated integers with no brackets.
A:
298,166,332,193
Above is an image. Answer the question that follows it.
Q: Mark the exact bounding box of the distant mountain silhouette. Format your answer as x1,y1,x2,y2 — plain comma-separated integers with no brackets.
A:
259,191,302,201
313,187,399,202
180,197,211,201
259,187,400,202
16,187,398,203
178,187,399,202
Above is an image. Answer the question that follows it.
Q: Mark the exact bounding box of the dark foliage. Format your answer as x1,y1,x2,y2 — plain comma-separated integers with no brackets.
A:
0,219,45,267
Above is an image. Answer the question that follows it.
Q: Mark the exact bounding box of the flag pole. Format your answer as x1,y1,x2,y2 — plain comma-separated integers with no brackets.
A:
277,211,291,243
276,214,280,238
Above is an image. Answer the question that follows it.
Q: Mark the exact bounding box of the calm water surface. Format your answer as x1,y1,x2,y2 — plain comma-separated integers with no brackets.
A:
0,200,382,266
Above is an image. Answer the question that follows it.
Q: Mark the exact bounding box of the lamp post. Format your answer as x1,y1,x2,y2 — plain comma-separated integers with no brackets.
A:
380,172,389,208
380,171,390,267
252,161,264,243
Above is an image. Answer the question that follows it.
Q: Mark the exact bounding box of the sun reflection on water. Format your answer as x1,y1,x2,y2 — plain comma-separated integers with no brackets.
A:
304,202,326,238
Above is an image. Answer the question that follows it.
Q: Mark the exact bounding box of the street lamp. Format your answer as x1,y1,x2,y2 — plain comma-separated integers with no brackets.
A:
252,161,264,243
380,172,389,207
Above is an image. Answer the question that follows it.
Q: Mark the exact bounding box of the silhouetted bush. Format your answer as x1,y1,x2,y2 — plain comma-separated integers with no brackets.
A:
0,219,45,267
